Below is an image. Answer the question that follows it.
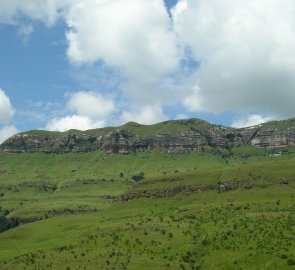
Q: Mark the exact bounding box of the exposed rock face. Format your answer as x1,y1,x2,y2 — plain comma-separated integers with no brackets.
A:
1,118,295,154
1,133,101,153
101,131,133,154
120,181,249,201
251,129,288,147
133,131,208,150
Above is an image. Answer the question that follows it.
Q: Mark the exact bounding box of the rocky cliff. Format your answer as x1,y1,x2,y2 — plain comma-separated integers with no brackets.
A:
1,118,295,154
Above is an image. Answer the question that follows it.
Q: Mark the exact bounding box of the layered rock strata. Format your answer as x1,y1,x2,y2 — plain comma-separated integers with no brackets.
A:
1,119,295,154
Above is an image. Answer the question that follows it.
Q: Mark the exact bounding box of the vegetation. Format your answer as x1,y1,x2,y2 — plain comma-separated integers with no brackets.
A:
131,172,145,182
21,118,212,137
0,146,295,269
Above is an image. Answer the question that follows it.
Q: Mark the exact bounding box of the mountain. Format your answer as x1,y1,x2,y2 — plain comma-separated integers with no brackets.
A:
1,118,295,154
1,118,295,269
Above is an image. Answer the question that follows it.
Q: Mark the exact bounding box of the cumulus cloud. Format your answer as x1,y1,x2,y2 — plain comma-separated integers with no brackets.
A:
68,91,115,119
173,0,295,117
0,125,18,143
231,114,274,128
0,89,15,125
45,115,104,132
65,0,178,78
0,0,178,78
121,105,167,125
45,91,115,131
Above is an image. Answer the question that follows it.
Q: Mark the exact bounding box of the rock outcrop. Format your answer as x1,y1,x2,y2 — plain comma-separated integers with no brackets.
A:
1,118,295,154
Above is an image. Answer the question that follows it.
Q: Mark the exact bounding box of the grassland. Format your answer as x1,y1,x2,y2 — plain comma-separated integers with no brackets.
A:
0,148,295,269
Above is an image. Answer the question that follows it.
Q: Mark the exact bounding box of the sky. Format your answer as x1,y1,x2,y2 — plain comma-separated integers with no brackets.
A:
1,0,295,142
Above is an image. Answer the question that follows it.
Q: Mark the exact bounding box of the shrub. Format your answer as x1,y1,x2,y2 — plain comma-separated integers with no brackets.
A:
287,258,295,266
0,216,20,233
281,254,288,259
131,172,144,182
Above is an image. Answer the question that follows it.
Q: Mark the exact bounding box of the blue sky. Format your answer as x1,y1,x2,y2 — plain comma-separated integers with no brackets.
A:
0,0,295,142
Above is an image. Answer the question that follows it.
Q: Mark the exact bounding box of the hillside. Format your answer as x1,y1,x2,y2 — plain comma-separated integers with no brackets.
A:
2,118,295,154
0,118,295,269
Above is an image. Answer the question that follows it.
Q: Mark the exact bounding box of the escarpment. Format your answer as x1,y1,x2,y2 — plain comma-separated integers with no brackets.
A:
1,118,295,154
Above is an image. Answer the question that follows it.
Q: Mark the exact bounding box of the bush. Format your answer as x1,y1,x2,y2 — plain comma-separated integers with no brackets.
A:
131,172,144,182
287,258,295,266
0,216,20,233
201,238,211,246
281,254,288,259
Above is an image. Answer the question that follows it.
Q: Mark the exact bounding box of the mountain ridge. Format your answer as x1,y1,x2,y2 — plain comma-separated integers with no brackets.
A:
1,117,295,154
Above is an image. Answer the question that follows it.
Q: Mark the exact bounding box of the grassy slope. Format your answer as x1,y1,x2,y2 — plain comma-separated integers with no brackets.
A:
0,149,295,269
0,150,228,218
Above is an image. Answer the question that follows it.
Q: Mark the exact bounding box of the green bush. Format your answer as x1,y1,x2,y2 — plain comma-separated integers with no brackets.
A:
287,258,295,266
131,172,144,182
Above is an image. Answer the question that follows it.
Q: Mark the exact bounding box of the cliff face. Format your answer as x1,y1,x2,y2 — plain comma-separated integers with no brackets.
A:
1,118,295,154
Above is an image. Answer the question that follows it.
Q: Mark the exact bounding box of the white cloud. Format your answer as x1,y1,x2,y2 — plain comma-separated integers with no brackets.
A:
0,0,180,111
121,105,167,125
0,0,78,41
68,91,115,119
45,91,115,131
45,115,104,132
231,114,274,128
171,0,187,21
173,0,295,117
0,89,18,143
65,0,178,77
0,89,15,125
0,125,18,143
0,0,177,78
182,84,203,112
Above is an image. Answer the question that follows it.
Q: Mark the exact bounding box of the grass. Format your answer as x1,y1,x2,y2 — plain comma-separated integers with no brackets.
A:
0,148,295,269
1,186,294,269
0,149,228,218
21,118,215,139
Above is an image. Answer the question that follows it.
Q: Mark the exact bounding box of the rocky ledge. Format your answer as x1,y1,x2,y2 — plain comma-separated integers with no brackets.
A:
1,118,295,154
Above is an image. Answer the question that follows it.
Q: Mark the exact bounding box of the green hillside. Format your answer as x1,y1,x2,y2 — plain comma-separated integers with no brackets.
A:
0,145,294,269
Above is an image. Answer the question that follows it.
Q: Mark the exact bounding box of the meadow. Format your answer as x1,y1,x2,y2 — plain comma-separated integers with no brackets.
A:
0,148,294,269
